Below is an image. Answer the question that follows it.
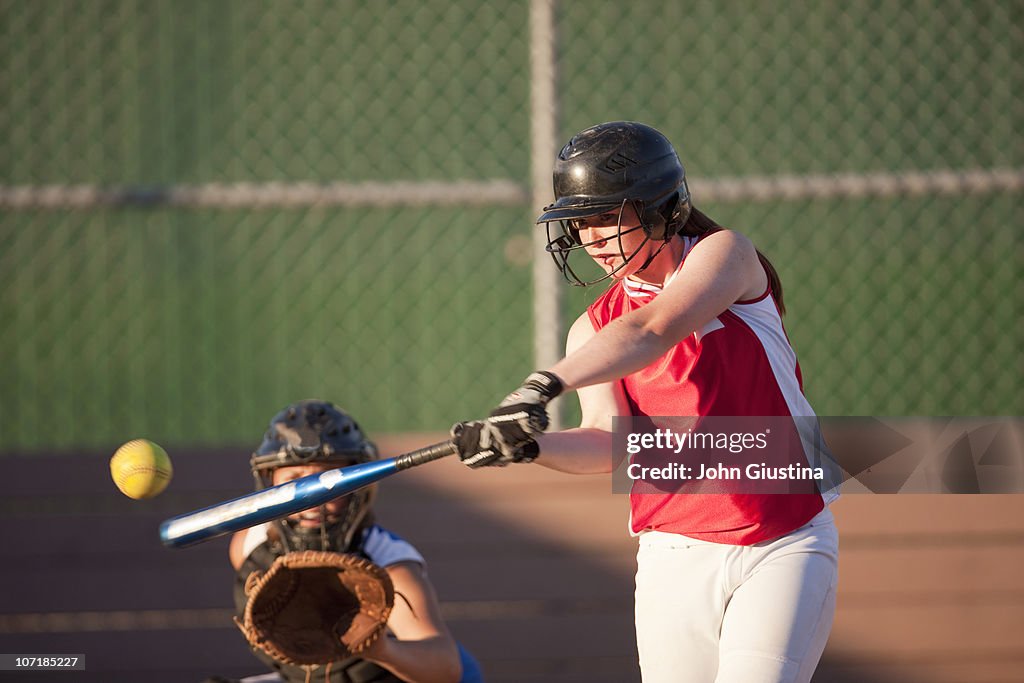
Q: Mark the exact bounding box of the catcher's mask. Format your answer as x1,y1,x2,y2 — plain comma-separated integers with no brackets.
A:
537,121,692,286
251,400,379,553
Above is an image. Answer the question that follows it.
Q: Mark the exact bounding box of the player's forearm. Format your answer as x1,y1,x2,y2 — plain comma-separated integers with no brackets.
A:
535,428,616,474
366,635,461,683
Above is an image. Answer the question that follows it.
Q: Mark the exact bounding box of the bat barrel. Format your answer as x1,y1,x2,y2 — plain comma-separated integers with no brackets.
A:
159,458,400,548
159,440,455,549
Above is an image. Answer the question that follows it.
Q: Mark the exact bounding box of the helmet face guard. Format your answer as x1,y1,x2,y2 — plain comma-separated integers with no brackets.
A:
537,122,692,286
544,200,652,286
250,400,378,552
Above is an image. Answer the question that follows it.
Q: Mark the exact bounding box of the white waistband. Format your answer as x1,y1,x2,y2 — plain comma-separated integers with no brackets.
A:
638,506,835,549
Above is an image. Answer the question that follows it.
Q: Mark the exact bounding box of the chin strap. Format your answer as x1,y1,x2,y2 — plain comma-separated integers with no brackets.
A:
633,237,672,276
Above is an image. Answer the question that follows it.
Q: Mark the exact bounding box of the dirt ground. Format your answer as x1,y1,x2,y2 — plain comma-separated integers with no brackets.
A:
4,435,1022,681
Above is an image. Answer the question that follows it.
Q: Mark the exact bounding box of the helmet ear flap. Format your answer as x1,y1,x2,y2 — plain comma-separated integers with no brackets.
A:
636,199,669,242
643,191,691,242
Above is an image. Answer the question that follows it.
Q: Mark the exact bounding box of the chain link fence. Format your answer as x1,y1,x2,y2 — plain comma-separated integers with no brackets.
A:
1,0,1020,451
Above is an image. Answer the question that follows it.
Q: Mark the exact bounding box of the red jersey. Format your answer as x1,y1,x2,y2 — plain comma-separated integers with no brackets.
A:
587,235,833,545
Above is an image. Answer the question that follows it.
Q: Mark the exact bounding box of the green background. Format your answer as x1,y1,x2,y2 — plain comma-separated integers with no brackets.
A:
1,0,1020,450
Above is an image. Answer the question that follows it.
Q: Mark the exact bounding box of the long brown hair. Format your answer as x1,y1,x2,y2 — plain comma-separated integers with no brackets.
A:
678,207,786,315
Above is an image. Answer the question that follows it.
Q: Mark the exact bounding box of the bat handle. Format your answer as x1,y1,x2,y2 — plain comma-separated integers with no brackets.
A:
394,440,458,470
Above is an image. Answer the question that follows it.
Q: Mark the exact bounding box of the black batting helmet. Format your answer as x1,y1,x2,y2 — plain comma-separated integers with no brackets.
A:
537,121,692,285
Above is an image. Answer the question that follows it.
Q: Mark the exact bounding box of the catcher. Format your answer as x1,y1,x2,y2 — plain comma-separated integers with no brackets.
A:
205,399,481,683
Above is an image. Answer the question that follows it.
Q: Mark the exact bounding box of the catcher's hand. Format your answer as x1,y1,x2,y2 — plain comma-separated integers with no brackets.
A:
236,550,394,667
452,371,562,468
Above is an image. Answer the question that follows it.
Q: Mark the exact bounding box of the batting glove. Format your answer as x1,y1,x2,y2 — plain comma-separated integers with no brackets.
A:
452,371,563,468
450,424,540,468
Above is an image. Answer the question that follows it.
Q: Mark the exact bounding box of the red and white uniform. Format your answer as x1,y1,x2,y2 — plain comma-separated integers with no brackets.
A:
588,234,836,545
588,234,839,683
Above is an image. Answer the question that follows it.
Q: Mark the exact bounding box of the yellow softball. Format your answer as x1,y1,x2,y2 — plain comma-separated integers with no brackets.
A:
110,439,173,499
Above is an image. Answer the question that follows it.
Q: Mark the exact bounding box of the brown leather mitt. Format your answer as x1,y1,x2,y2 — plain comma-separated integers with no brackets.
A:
236,550,395,667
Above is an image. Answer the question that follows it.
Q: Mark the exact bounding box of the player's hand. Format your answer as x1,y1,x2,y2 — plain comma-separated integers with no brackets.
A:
452,371,563,468
451,420,540,468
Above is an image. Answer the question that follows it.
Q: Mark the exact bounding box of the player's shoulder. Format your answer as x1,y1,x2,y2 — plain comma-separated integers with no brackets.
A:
568,310,597,348
690,227,757,258
672,228,765,301
361,524,426,568
228,529,249,570
230,524,272,569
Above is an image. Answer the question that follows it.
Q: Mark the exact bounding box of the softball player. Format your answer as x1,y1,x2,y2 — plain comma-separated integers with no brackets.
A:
206,400,481,683
452,122,838,683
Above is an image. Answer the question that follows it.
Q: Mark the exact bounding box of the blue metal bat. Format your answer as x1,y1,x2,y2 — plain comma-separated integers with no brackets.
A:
160,440,456,548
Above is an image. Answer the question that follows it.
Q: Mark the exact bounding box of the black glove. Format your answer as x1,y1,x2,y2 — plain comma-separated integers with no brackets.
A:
452,371,563,468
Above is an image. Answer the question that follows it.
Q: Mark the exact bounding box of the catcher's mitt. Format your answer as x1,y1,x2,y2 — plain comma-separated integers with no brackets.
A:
236,550,395,667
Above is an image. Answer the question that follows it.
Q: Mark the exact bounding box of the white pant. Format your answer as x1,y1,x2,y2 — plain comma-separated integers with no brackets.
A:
634,508,838,683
